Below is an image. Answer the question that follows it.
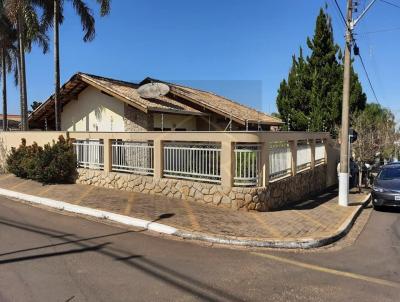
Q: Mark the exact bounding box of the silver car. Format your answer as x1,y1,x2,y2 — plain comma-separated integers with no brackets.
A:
371,163,400,209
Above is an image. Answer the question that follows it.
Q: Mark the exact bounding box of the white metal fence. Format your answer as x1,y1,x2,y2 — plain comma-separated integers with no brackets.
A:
269,141,292,180
234,144,261,186
112,141,154,175
297,140,312,171
73,140,104,170
163,142,221,183
315,140,325,165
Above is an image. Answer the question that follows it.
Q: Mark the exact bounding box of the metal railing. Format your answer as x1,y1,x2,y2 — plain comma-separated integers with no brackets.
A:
269,141,292,180
297,140,312,171
112,140,154,175
315,140,325,165
234,143,261,186
163,142,221,183
73,140,104,170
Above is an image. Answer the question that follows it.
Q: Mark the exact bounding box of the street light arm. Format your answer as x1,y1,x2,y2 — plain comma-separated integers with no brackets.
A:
351,0,378,28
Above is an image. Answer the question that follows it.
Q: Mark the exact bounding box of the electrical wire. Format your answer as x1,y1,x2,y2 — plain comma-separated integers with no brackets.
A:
357,26,400,35
355,51,380,104
379,0,400,9
333,0,348,27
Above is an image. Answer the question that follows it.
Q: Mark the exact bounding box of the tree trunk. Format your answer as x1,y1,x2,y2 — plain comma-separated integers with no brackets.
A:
54,0,61,131
1,48,7,131
17,11,28,131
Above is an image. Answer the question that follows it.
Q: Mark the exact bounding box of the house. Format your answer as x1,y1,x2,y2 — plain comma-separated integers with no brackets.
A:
0,114,21,130
29,73,283,132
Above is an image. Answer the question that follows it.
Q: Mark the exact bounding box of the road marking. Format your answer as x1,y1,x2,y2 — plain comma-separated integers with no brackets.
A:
293,210,326,229
182,200,201,231
74,186,95,205
252,213,283,238
38,185,54,196
0,174,13,181
252,252,400,289
124,195,135,215
9,181,25,190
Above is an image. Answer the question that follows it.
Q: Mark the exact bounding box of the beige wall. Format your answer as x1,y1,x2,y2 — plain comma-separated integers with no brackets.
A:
153,113,197,131
61,86,125,132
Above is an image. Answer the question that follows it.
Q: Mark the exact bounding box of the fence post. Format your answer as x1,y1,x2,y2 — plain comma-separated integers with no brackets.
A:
290,140,298,176
104,139,112,173
310,139,316,169
221,140,233,188
260,141,270,187
153,139,163,180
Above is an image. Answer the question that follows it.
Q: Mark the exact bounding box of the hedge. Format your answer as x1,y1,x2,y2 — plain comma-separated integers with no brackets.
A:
6,136,77,184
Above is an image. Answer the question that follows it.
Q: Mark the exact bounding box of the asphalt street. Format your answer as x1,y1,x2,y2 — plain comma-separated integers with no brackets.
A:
0,196,399,302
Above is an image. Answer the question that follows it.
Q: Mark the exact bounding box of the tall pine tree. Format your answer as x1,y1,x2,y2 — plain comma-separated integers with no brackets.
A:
276,8,366,136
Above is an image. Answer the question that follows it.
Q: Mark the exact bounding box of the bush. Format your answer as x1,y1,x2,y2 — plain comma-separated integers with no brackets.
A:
6,136,77,184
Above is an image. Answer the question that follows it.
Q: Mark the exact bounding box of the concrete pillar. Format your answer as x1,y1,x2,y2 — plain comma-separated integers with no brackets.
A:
221,140,234,188
290,140,298,176
260,141,270,187
103,139,112,173
310,139,316,169
153,139,163,180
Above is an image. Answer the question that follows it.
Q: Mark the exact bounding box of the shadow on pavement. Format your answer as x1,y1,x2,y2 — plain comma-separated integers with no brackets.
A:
0,215,242,302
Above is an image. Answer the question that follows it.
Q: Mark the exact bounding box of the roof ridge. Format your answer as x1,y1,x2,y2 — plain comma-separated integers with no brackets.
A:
79,72,139,88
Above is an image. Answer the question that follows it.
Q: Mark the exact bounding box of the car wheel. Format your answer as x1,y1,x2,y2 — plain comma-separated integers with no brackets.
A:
373,204,382,211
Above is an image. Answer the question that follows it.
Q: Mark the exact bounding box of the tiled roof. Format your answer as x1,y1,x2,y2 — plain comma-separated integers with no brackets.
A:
29,72,283,126
157,81,283,125
79,73,203,115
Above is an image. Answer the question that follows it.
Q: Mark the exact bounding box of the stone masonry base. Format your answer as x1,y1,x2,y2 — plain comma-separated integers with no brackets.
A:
76,164,327,211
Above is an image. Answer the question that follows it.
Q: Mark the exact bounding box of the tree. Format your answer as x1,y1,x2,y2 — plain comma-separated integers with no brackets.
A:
0,2,18,131
4,0,50,130
28,100,42,113
276,8,366,136
43,0,110,130
353,103,396,165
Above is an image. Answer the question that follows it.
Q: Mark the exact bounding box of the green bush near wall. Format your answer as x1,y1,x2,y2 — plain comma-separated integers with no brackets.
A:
6,136,77,184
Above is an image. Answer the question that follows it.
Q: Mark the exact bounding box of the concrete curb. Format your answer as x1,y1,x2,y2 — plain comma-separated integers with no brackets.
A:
0,188,370,249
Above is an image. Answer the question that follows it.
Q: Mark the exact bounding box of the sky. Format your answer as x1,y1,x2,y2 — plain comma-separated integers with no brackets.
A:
7,0,400,122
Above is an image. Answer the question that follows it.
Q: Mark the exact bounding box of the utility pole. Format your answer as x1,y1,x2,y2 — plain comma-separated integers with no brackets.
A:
338,0,377,206
338,0,353,206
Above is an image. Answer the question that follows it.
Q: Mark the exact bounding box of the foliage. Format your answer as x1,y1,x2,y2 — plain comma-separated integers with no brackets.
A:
276,8,366,136
29,100,42,112
352,103,396,164
6,136,77,183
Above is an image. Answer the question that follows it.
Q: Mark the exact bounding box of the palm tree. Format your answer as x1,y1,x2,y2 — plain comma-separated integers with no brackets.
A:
0,4,18,131
51,0,110,130
3,0,49,130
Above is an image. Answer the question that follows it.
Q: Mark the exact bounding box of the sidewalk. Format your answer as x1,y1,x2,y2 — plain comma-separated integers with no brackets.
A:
0,174,370,248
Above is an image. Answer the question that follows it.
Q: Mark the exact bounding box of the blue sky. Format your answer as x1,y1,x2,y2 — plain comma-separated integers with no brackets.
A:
8,0,400,121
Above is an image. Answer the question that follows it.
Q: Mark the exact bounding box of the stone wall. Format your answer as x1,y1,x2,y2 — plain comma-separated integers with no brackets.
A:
123,104,153,131
77,164,327,211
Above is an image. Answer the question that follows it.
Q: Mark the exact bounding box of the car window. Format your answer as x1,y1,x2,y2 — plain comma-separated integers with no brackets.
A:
378,167,400,180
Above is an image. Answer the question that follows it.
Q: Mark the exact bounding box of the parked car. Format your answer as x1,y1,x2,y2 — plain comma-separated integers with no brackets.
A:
372,163,400,209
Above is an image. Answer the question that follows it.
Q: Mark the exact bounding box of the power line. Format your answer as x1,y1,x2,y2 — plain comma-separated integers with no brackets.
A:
357,26,400,35
379,0,400,9
355,49,380,104
333,0,348,27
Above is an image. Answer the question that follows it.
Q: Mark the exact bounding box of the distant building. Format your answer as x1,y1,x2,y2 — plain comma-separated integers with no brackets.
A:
28,73,283,131
0,114,21,130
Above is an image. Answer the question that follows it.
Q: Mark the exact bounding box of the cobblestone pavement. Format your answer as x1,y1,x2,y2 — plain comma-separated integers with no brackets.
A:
0,174,369,241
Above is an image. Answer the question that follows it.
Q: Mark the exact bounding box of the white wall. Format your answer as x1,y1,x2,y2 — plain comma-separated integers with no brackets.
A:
61,87,125,132
153,113,196,131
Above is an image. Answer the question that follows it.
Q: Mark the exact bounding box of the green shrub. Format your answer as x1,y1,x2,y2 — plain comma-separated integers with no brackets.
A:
36,136,77,183
6,136,77,184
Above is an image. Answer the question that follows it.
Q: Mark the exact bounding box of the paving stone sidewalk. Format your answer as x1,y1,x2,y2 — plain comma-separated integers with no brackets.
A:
0,174,369,241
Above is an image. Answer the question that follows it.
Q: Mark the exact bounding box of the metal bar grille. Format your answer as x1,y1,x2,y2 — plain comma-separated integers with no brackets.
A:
297,140,312,171
112,141,154,175
163,142,221,183
73,140,104,170
234,143,261,186
269,141,292,180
